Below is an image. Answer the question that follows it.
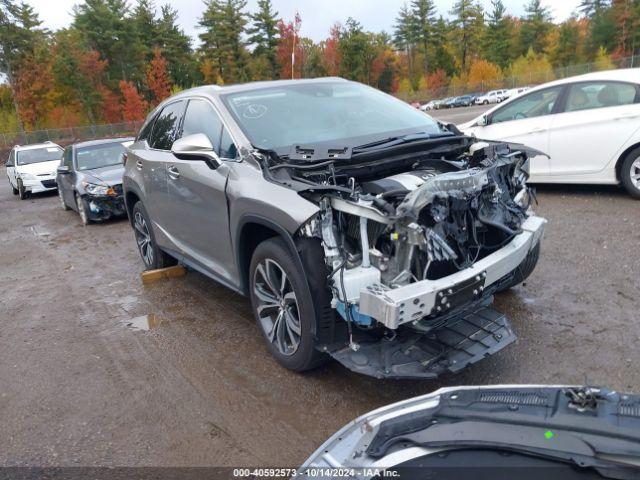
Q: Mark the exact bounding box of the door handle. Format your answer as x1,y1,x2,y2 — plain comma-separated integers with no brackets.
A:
136,160,143,170
613,114,638,121
167,165,180,180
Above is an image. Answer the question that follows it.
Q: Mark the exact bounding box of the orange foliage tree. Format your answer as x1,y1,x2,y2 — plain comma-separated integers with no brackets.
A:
13,54,55,129
276,13,303,79
467,59,502,91
119,81,148,122
146,48,172,105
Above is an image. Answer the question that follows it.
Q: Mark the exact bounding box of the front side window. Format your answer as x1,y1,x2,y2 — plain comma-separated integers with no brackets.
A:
221,82,445,152
16,146,63,165
490,86,562,124
565,81,638,113
75,142,127,171
181,99,223,154
6,151,15,167
149,101,185,150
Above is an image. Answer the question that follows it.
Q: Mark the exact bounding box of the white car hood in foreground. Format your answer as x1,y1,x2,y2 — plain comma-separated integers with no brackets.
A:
16,159,60,176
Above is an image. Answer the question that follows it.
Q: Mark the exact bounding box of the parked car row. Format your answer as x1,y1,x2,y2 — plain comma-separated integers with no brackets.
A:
420,87,530,111
5,137,133,224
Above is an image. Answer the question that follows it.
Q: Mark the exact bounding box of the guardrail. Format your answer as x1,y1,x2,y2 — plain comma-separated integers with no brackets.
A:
0,121,144,149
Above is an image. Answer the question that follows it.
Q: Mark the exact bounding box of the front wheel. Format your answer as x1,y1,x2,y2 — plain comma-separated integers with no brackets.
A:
249,237,327,372
483,100,488,105
76,193,91,225
18,179,28,200
620,147,640,199
11,183,18,195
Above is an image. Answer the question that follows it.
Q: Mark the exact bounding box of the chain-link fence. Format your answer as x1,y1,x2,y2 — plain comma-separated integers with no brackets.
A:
0,120,144,149
398,55,639,103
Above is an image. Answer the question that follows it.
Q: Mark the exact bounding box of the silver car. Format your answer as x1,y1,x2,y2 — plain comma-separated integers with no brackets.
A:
123,78,545,378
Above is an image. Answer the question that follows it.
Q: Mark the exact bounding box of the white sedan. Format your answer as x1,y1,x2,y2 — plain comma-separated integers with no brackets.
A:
459,69,640,198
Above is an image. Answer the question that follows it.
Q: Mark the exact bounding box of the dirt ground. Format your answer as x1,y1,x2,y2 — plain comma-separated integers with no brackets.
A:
1,165,639,468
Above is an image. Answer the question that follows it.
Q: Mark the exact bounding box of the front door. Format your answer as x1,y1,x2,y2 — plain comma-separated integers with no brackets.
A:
469,85,564,179
6,150,16,187
58,147,76,206
163,97,236,283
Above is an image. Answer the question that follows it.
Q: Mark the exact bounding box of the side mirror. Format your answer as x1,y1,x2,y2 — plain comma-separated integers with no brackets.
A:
476,115,488,127
171,134,221,170
57,165,70,174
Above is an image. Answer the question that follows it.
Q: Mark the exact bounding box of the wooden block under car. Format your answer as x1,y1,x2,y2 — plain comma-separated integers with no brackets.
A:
141,265,187,285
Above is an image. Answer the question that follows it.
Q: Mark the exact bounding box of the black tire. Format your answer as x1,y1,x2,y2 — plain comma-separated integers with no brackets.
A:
131,201,177,270
17,179,28,200
58,188,70,210
620,147,640,199
249,237,328,372
498,242,541,292
11,184,18,195
483,100,488,105
75,193,91,225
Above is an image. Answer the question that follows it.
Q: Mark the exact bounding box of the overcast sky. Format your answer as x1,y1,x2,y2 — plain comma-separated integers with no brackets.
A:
27,0,581,44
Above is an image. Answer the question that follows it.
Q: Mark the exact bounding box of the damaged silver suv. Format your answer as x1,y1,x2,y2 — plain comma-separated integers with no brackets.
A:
123,78,546,379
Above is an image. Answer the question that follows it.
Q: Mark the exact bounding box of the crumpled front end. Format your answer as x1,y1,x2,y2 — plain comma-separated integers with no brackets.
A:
265,138,546,378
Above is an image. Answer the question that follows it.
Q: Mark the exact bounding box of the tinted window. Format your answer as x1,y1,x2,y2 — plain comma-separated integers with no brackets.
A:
490,86,562,124
6,151,14,167
181,99,223,154
149,101,185,150
565,81,638,112
16,146,63,165
220,127,237,159
137,112,158,142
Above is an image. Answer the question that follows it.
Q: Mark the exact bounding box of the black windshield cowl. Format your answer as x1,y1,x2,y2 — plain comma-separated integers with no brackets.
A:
366,387,640,479
352,131,455,154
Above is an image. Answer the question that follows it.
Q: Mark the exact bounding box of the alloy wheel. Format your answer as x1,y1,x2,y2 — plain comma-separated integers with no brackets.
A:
134,211,154,267
253,258,301,356
76,195,88,225
630,157,640,190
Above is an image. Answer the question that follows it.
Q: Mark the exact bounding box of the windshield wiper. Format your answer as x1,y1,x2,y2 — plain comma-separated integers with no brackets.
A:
352,131,454,153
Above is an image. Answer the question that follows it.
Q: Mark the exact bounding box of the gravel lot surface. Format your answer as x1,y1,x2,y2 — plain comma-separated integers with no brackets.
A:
1,160,638,467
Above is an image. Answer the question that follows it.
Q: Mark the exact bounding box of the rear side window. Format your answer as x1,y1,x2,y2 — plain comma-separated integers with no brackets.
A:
181,99,223,154
565,81,638,112
149,101,185,150
137,113,157,142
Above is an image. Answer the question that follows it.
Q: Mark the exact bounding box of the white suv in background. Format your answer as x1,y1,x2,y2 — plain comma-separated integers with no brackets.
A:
475,89,508,105
5,141,63,199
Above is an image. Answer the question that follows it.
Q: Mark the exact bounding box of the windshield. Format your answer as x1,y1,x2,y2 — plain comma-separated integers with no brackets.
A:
76,142,127,171
16,147,63,165
221,82,444,151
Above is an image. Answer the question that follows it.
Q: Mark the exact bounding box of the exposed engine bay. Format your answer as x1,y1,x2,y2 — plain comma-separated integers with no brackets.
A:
257,134,546,378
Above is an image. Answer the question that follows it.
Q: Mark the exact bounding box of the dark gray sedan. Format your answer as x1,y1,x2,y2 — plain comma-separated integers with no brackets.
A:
56,137,134,225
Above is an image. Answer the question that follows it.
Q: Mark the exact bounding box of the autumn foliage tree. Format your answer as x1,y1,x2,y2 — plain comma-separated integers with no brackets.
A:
146,47,172,105
119,80,148,122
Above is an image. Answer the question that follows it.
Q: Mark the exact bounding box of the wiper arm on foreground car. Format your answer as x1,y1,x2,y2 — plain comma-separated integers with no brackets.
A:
352,131,455,153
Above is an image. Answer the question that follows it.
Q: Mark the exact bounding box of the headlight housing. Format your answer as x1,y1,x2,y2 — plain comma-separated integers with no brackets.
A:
82,181,113,196
20,172,37,181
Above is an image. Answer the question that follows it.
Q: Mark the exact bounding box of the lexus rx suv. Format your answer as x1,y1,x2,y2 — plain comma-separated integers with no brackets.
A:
123,78,545,379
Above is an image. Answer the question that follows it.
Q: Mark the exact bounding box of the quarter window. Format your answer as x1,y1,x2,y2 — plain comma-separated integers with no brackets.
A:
149,101,185,150
490,86,562,124
63,147,73,168
565,81,638,112
220,127,237,159
181,99,224,155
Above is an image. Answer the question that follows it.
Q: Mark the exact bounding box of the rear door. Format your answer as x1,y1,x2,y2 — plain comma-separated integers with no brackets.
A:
469,85,564,178
137,100,186,251
163,97,237,283
546,80,640,178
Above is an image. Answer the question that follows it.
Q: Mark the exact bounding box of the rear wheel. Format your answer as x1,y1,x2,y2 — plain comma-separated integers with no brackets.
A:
620,147,640,199
17,179,28,200
132,201,177,270
249,237,327,372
